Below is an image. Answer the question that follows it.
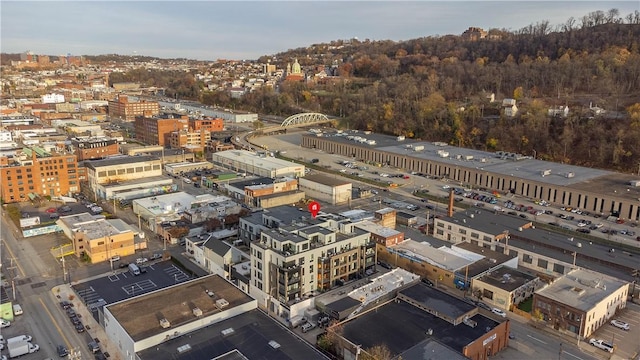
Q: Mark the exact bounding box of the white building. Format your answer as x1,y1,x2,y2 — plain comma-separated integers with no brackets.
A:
41,93,65,104
132,191,219,232
211,150,305,178
103,275,257,359
249,207,376,321
85,155,163,199
298,173,352,205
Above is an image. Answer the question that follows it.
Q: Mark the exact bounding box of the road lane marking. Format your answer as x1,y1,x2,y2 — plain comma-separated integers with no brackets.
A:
563,350,584,360
39,297,73,349
2,238,26,277
526,334,548,344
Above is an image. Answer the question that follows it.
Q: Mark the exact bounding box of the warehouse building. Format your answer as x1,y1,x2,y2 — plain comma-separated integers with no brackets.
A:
298,173,351,205
211,150,305,178
302,130,640,222
103,275,326,360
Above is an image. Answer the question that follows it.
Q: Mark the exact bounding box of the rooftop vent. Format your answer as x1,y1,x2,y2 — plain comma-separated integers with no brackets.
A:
192,307,202,317
221,327,235,336
159,318,170,328
216,298,229,309
177,344,192,354
205,290,214,297
571,286,586,296
268,340,281,349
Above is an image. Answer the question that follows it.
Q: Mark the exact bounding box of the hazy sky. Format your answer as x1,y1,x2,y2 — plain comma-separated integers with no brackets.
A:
1,1,638,61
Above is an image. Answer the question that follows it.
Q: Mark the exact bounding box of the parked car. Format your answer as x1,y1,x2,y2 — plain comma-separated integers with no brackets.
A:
301,322,316,333
110,255,121,262
589,338,614,353
610,319,630,330
421,278,434,287
491,308,507,318
150,253,162,260
136,258,148,265
477,302,492,311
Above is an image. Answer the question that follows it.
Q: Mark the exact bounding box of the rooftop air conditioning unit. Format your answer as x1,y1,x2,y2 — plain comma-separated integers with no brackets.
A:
192,307,203,317
160,318,170,328
216,299,229,309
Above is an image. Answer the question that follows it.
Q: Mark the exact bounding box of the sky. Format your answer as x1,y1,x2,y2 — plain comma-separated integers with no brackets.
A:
1,1,638,61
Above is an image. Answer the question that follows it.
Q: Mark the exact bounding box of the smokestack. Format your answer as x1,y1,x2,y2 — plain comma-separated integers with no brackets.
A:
447,188,455,217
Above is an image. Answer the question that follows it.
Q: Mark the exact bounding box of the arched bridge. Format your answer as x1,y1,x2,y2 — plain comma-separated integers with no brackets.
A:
281,112,330,127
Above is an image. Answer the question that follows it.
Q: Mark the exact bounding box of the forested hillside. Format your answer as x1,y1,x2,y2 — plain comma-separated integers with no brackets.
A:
235,10,640,173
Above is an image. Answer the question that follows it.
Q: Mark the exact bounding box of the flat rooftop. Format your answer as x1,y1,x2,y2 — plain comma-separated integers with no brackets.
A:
134,192,217,216
535,268,629,311
84,155,159,169
213,150,303,170
354,220,402,238
304,131,640,201
347,268,419,306
306,131,615,186
440,209,640,272
391,239,472,271
476,265,537,292
136,311,325,360
108,275,254,342
300,173,351,187
340,289,499,357
58,213,127,240
453,242,517,277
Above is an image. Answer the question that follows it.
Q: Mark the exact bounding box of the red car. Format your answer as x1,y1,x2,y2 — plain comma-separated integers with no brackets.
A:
616,218,625,224
46,207,57,213
403,175,410,179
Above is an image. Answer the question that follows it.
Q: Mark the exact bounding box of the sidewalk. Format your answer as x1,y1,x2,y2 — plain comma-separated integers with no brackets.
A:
51,283,122,360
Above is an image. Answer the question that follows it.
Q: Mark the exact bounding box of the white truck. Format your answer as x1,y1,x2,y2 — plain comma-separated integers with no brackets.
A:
7,336,39,358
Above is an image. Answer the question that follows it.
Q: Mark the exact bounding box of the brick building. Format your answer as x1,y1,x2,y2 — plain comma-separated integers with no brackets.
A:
108,95,159,121
190,118,224,132
134,115,188,146
0,147,79,203
71,138,120,161
168,129,210,150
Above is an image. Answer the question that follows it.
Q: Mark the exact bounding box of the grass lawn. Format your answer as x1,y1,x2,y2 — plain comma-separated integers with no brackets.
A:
518,297,533,312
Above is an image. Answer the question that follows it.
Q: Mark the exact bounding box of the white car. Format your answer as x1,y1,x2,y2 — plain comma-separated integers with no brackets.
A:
610,319,630,330
136,258,148,265
110,255,121,262
491,308,507,317
442,185,451,190
0,319,9,328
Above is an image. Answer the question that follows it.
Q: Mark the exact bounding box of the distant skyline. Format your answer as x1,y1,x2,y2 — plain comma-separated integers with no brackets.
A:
1,1,638,61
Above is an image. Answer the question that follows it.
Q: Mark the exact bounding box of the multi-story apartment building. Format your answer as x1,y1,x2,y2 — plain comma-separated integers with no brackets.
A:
71,138,119,161
108,95,159,121
84,155,162,198
248,207,376,307
134,115,188,146
168,129,210,150
0,147,79,202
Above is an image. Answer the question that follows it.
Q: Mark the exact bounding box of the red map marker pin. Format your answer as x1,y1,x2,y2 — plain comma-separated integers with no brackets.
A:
308,201,320,218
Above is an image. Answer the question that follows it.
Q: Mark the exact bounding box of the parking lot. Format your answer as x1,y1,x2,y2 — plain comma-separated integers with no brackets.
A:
72,260,192,312
585,303,640,359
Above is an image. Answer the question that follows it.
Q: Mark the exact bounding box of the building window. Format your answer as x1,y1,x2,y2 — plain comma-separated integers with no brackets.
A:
471,232,479,239
459,229,467,235
523,254,533,264
483,289,494,300
538,259,548,269
436,229,444,236
553,263,565,274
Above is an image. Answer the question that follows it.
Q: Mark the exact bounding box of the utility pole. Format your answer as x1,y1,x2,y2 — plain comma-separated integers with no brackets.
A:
558,342,563,360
